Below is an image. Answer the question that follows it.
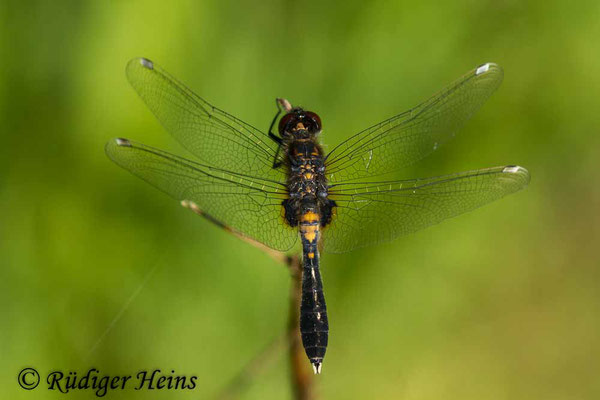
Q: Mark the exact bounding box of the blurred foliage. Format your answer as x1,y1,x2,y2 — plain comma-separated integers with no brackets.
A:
1,0,599,399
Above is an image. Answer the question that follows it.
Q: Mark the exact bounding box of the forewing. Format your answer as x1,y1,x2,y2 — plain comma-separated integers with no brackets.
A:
325,63,503,182
126,57,281,180
322,165,530,253
105,138,297,252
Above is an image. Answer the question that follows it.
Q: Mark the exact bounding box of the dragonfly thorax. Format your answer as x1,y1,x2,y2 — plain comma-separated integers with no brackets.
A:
282,132,335,229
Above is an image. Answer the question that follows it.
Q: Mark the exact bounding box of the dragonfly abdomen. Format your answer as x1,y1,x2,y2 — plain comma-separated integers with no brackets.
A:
299,210,328,374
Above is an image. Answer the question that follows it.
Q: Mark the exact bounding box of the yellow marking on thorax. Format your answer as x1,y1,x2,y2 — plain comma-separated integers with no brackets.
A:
307,252,315,259
304,172,313,179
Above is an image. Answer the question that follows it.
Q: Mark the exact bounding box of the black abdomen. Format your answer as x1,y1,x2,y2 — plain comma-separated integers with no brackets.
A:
299,211,328,374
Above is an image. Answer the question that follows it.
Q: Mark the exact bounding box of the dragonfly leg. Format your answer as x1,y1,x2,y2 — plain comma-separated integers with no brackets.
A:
268,99,285,169
269,132,282,144
269,138,284,169
268,98,283,137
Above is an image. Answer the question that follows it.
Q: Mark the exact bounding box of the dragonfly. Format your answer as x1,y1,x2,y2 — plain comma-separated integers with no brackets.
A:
106,58,530,374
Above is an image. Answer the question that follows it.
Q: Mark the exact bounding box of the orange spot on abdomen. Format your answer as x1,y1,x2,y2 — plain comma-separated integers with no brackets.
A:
300,222,319,243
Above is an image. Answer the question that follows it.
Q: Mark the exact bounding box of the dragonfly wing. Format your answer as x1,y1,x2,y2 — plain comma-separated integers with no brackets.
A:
322,165,530,253
105,138,297,252
325,63,503,182
126,58,281,180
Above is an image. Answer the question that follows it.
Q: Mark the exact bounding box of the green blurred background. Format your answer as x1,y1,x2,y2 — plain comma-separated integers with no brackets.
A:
2,0,599,399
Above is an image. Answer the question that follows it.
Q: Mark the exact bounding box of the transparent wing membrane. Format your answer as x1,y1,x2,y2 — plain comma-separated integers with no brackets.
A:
105,138,297,251
126,58,282,180
325,63,504,182
322,165,530,253
109,60,529,256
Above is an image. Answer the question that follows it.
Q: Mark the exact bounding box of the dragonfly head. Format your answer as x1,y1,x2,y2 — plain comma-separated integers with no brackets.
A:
278,108,322,138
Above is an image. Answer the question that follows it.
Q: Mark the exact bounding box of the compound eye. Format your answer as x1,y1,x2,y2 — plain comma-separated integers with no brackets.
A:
304,111,322,132
278,113,295,135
